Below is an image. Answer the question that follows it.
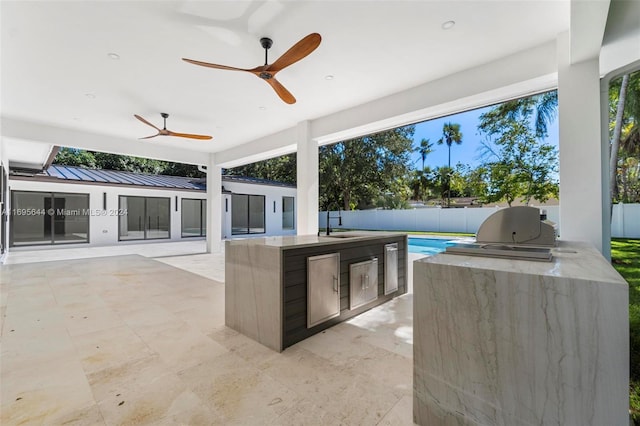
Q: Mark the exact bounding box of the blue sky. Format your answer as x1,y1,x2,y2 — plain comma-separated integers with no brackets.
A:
409,106,559,170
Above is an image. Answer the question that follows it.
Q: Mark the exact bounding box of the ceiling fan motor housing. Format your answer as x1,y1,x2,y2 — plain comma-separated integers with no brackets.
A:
260,37,273,49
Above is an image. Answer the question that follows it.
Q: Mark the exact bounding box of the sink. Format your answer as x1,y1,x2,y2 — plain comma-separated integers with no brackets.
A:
324,234,359,239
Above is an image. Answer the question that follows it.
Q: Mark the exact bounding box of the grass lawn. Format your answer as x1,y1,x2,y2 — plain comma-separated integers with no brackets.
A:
611,238,640,423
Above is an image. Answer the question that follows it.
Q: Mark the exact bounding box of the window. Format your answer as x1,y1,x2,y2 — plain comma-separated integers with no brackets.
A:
282,196,294,230
118,196,170,240
10,191,89,246
231,194,265,235
181,198,206,237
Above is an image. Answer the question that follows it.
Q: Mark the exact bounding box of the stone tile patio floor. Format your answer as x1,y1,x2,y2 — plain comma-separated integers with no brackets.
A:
0,241,420,425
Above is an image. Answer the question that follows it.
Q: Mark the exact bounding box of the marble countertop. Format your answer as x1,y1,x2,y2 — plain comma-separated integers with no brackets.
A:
416,240,627,285
225,232,407,250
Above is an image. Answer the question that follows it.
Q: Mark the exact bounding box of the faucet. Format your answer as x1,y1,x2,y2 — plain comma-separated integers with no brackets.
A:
325,202,343,236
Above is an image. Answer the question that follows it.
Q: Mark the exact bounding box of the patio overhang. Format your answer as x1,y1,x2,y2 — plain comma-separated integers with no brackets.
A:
1,0,639,257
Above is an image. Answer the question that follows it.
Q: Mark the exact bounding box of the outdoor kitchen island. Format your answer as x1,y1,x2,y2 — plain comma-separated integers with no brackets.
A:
413,240,628,426
225,232,407,352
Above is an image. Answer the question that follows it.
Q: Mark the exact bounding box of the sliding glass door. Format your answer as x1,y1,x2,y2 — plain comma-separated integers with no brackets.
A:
119,196,170,240
10,191,89,246
146,197,170,239
282,196,294,230
181,198,206,237
231,194,265,235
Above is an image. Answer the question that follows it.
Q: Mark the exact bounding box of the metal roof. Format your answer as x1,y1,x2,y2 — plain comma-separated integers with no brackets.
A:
42,165,206,190
12,165,296,190
219,175,296,188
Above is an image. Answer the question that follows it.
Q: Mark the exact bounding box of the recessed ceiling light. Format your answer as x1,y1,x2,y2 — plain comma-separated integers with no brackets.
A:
85,93,96,99
324,75,334,80
107,52,120,60
258,106,266,110
442,20,455,30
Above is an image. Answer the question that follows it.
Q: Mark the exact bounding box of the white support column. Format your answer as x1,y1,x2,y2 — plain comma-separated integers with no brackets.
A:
296,121,319,236
206,154,223,253
557,32,604,252
600,76,613,259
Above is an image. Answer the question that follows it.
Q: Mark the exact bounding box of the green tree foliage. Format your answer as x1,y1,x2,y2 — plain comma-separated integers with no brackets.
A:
483,161,521,206
409,163,488,205
450,163,488,200
53,148,97,168
410,167,433,202
319,126,415,210
53,148,205,177
431,166,451,203
478,105,559,206
224,154,296,184
610,71,640,204
480,90,557,138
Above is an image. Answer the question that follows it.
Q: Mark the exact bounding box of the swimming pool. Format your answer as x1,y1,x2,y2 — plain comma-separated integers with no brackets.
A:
407,237,455,255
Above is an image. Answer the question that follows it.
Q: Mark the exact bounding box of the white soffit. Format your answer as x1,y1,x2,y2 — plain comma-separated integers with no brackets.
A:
4,138,54,169
1,0,571,161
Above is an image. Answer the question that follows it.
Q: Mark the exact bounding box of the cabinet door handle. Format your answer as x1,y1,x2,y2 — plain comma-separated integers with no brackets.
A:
361,274,365,291
333,275,338,292
365,274,369,289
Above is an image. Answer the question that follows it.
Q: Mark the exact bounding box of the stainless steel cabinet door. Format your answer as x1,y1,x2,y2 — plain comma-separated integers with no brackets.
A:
350,258,378,310
384,243,398,295
307,253,340,328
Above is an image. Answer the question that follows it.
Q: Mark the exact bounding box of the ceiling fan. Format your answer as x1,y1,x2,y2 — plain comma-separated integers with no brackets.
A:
182,33,321,104
134,113,212,140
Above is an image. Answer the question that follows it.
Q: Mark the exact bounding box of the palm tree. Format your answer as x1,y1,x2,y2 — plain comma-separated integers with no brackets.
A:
610,74,630,203
481,91,558,138
437,122,463,207
417,138,433,170
609,71,640,205
532,90,558,138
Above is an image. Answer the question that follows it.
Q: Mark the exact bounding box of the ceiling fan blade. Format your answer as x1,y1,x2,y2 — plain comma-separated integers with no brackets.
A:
264,77,296,104
182,58,252,73
134,114,161,131
139,133,160,140
166,131,213,140
268,33,321,73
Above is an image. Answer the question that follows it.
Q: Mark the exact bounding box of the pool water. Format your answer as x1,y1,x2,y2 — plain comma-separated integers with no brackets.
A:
407,237,454,255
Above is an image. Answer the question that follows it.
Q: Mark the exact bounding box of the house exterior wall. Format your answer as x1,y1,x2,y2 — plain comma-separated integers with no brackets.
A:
7,179,206,247
6,177,298,249
222,180,297,239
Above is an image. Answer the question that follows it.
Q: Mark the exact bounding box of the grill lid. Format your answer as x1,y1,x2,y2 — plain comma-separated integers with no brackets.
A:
444,206,556,262
476,206,556,246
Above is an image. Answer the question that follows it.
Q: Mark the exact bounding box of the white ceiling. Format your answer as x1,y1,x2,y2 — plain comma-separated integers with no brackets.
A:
3,0,639,170
1,0,573,160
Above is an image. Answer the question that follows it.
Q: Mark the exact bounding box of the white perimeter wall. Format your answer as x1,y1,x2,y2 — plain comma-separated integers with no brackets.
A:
222,180,297,240
611,203,640,238
320,205,639,238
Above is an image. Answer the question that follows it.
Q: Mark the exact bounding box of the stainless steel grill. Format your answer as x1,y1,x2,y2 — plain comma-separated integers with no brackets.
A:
445,206,557,261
